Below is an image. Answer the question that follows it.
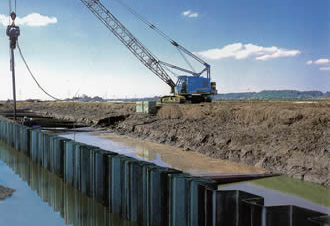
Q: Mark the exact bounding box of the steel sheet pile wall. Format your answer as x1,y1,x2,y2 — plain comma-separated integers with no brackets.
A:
0,148,125,225
0,117,328,226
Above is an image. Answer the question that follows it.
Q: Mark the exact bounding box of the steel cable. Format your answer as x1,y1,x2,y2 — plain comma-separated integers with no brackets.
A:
114,0,175,44
8,0,11,24
114,0,198,73
177,48,196,73
17,42,63,101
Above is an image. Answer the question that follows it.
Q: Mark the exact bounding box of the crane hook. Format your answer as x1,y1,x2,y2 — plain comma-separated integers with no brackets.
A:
10,12,16,25
10,12,16,21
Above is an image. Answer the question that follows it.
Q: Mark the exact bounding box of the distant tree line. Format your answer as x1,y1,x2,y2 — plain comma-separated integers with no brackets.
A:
213,90,330,100
2,90,329,103
65,94,104,102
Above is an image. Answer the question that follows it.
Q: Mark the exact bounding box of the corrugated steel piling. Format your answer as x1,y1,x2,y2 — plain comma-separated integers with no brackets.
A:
0,116,327,226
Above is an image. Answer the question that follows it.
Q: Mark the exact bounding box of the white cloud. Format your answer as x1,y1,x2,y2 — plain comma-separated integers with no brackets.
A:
0,13,57,27
196,43,301,61
182,10,199,18
188,13,199,18
315,58,330,65
183,10,191,16
306,58,330,71
256,49,300,61
320,67,330,71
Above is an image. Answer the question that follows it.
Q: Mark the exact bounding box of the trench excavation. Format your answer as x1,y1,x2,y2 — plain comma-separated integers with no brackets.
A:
0,116,329,226
2,101,329,187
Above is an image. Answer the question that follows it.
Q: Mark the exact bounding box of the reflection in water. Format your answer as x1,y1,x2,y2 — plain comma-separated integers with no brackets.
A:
0,144,138,226
135,146,157,161
61,132,265,176
218,176,330,215
252,176,330,209
99,133,266,176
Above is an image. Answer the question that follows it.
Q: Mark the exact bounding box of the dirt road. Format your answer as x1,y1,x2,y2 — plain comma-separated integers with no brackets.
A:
1,101,329,187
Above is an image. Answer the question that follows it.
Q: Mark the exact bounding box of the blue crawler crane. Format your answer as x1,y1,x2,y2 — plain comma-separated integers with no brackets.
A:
176,76,217,103
80,0,217,103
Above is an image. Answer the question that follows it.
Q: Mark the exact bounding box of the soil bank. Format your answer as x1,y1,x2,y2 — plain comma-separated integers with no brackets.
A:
1,101,329,187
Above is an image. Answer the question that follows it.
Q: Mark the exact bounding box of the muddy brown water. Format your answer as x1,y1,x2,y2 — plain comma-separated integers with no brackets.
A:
60,131,266,177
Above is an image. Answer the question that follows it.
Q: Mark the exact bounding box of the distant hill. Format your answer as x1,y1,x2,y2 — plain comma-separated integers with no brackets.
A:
75,90,330,102
214,90,329,100
105,90,329,102
1,90,328,103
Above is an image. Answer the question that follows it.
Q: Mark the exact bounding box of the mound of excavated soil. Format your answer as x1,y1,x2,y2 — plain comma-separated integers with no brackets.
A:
117,102,330,187
1,101,329,187
5,102,136,125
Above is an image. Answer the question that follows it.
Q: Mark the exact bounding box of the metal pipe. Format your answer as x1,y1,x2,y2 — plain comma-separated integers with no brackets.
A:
10,47,17,121
7,12,19,121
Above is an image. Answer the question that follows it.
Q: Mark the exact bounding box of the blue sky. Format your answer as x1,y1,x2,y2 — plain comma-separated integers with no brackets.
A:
0,0,329,100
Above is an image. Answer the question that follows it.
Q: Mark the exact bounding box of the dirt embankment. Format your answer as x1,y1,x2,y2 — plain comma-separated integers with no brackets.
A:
11,102,135,125
2,101,330,187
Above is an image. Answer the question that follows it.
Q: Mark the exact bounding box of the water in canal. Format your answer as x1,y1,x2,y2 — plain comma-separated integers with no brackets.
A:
61,131,330,216
1,131,329,225
60,131,265,176
218,175,330,215
0,142,138,226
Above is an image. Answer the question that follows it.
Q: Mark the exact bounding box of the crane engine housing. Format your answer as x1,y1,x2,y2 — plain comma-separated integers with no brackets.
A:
174,76,217,103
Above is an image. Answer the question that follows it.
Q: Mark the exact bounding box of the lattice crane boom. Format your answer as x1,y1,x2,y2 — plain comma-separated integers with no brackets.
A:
80,0,176,92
